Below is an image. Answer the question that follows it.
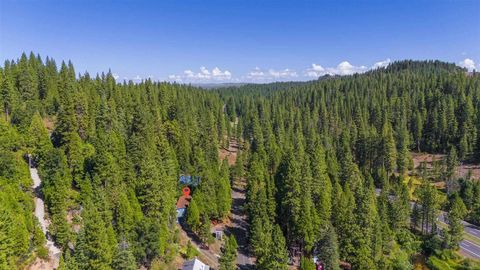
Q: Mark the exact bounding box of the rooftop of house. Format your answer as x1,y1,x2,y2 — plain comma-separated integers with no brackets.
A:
179,175,201,186
176,194,191,209
182,258,209,270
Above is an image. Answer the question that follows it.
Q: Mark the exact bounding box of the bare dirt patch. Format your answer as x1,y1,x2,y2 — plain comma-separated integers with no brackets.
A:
411,152,480,180
43,117,55,133
411,152,445,169
67,208,82,233
177,224,220,269
26,257,55,270
219,138,239,166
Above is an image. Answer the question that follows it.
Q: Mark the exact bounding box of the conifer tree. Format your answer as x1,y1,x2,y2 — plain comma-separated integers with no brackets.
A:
199,214,213,245
412,111,423,152
0,206,16,268
28,112,53,163
445,194,467,249
17,53,38,101
219,235,238,270
310,138,332,227
315,225,340,270
300,256,315,270
416,181,440,235
396,120,410,175
446,146,458,180
332,184,357,265
381,121,397,175
186,197,201,232
0,71,15,121
112,240,137,270
389,183,411,230
257,225,288,270
217,160,232,219
185,241,199,259
75,204,114,270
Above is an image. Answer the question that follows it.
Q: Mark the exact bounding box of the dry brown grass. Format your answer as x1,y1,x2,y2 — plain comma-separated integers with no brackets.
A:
42,117,55,133
218,139,239,166
25,257,55,270
411,152,480,180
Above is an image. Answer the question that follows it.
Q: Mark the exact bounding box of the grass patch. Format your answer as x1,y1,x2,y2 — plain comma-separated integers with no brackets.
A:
427,250,480,269
404,175,422,200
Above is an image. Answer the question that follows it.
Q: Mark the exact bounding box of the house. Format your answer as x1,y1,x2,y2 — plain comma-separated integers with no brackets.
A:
176,194,191,221
182,258,210,270
179,175,201,187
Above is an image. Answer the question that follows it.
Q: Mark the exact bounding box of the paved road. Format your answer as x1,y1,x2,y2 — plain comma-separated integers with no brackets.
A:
30,166,62,268
375,188,480,260
438,213,480,260
460,240,480,259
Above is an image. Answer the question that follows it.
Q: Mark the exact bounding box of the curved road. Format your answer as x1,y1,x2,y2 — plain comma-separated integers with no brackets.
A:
375,188,480,260
30,165,62,268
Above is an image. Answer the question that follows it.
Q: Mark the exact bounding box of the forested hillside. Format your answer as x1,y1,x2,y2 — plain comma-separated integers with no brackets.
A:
1,54,480,270
218,60,480,269
0,53,231,270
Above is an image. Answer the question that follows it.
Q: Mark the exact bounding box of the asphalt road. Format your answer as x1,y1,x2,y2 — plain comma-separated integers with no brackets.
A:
438,213,480,260
460,240,480,259
375,188,480,260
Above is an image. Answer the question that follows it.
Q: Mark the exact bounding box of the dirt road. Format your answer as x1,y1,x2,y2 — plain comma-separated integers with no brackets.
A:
228,178,255,269
178,225,220,268
30,165,61,269
222,138,255,269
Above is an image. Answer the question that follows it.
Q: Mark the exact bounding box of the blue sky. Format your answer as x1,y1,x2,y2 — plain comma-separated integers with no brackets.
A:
1,0,479,83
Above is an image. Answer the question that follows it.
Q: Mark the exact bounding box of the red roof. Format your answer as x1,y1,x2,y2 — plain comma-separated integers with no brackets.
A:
176,195,191,209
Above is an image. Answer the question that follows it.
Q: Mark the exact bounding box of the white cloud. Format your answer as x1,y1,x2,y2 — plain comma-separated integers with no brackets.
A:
168,74,182,82
336,61,368,75
245,67,297,81
312,64,325,71
200,66,210,76
184,70,194,77
112,73,119,80
133,75,142,81
211,67,232,79
247,67,265,78
305,59,389,77
458,58,476,71
166,59,395,83
168,66,232,82
305,64,325,77
269,68,298,78
372,58,391,69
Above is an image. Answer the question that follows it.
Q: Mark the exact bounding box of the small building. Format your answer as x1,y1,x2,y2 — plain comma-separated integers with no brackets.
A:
214,229,223,240
176,194,191,222
179,175,201,187
182,258,210,270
